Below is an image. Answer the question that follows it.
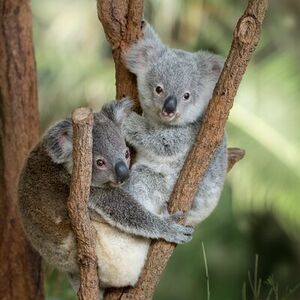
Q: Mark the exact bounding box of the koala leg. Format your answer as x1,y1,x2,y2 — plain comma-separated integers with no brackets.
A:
185,176,223,226
67,272,104,300
186,138,228,227
67,272,80,293
126,164,168,213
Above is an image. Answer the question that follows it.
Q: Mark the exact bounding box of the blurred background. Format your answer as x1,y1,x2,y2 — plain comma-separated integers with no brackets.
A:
31,0,300,299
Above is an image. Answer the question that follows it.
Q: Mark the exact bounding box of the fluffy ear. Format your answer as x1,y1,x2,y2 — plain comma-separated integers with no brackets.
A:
44,119,73,164
126,20,165,75
197,51,225,79
101,97,134,127
142,20,162,42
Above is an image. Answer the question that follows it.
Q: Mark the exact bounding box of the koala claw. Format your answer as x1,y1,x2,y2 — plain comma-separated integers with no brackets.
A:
164,221,194,244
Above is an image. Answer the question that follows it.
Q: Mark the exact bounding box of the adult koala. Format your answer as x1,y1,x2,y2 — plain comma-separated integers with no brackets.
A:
123,21,228,226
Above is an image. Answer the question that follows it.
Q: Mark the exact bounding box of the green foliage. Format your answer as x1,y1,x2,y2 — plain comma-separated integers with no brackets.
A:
31,0,300,299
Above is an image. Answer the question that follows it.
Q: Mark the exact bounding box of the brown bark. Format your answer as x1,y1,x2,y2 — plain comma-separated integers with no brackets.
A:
67,108,99,300
99,0,268,299
97,0,144,111
0,0,44,299
228,147,246,172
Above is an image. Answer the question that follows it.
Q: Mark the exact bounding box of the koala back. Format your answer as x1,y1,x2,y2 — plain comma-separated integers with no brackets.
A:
18,142,78,272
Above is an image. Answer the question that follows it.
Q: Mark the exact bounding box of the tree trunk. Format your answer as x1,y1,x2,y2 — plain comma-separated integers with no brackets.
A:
0,0,44,299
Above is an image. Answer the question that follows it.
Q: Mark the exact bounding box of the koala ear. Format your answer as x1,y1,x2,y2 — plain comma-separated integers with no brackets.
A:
126,21,165,75
44,119,73,164
197,51,225,79
101,97,134,127
142,20,162,43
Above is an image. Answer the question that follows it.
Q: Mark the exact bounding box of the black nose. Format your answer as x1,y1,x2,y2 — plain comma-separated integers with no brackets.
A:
114,161,129,184
162,96,177,115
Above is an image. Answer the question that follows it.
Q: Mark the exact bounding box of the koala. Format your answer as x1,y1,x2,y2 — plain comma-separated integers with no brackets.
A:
18,98,193,298
123,21,228,226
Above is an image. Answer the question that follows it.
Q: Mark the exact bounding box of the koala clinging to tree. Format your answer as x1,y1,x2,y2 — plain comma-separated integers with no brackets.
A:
123,21,228,226
18,98,193,297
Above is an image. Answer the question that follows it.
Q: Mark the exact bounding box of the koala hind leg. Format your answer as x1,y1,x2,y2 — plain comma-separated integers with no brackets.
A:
185,138,227,227
67,272,104,300
67,272,80,293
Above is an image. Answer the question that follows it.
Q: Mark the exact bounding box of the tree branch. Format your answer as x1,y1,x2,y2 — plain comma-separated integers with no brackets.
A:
97,0,144,112
101,0,268,299
67,108,99,300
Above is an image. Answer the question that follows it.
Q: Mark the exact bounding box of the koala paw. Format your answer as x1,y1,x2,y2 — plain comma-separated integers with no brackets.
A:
166,223,194,244
122,112,147,144
163,214,194,244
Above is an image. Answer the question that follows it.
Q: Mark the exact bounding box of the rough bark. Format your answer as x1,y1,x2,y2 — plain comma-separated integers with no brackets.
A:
67,108,99,300
228,147,245,172
0,0,44,299
99,0,268,299
97,0,144,112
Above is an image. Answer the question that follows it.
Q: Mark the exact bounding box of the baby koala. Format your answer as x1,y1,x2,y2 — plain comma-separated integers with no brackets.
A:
18,98,193,298
123,21,228,226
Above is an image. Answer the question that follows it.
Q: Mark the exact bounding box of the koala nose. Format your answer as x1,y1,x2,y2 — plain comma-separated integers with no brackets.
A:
114,161,129,184
162,96,177,116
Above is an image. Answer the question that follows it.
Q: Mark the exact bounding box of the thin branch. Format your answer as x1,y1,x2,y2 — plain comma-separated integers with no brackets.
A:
67,108,99,300
103,0,268,299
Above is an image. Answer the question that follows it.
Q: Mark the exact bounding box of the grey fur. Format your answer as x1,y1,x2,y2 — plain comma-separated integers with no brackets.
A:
123,21,228,226
18,98,193,297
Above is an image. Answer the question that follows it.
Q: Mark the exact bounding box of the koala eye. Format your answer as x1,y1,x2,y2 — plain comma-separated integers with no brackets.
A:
183,92,190,100
125,148,130,160
96,158,106,169
155,85,163,95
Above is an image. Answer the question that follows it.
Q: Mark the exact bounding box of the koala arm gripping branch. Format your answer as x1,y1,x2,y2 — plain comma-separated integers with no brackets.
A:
123,112,198,156
88,187,193,244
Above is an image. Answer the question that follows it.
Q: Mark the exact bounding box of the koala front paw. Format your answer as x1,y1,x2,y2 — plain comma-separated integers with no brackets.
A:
163,215,194,244
122,112,147,145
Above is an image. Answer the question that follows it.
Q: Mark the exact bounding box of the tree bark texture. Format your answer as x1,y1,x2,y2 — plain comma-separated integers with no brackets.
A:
67,108,99,300
0,0,44,299
97,0,144,112
98,0,268,299
227,147,246,172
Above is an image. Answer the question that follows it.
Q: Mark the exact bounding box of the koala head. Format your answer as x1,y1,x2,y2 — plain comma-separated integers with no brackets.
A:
126,21,224,126
45,98,133,187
